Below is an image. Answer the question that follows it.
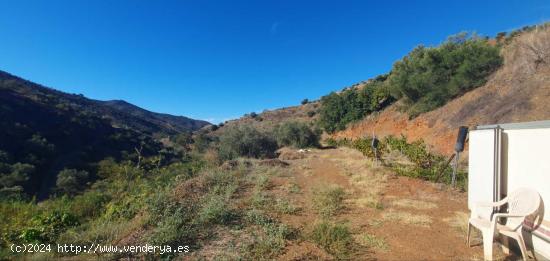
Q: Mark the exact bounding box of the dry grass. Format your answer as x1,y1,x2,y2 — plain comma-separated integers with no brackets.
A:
368,219,384,228
282,182,301,194
443,211,470,237
274,198,300,215
312,184,346,218
354,233,389,251
415,190,440,202
382,210,432,227
506,24,550,76
391,198,437,210
332,154,388,209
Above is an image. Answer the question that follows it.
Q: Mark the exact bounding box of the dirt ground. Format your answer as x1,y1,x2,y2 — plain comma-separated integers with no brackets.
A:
272,147,515,261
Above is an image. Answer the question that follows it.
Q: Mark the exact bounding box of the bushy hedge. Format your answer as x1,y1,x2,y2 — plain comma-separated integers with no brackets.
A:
274,122,320,148
218,125,278,160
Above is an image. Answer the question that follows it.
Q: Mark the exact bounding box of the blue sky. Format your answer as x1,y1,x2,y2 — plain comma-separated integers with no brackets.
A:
0,1,548,123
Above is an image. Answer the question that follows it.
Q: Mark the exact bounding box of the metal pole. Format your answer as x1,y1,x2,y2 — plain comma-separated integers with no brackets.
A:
452,151,460,187
374,148,378,167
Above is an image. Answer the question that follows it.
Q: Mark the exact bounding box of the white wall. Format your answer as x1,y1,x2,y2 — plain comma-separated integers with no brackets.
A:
503,128,550,258
468,129,497,219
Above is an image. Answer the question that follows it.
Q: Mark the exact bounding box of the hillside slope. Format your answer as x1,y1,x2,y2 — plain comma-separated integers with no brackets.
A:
0,70,207,198
213,101,319,134
333,26,550,155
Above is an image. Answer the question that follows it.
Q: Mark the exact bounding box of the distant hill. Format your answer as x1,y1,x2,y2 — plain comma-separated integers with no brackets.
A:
215,102,320,133
0,70,209,198
0,71,210,136
99,99,210,135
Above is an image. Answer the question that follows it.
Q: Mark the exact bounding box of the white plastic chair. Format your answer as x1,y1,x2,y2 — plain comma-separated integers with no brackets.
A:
467,188,541,261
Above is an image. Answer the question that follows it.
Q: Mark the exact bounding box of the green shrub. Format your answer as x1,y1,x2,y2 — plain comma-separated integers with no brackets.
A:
301,98,309,105
388,32,502,118
19,211,79,243
0,163,35,199
312,185,345,218
244,209,295,259
193,132,212,153
310,221,354,259
56,169,89,196
197,194,235,225
319,77,392,133
274,198,300,215
254,174,271,190
218,125,278,160
251,190,271,208
173,132,193,149
70,191,109,219
274,121,320,148
146,189,199,247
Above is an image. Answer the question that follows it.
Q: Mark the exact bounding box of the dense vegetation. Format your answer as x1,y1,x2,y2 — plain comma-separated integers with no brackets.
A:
0,141,307,260
274,121,321,148
1,153,202,259
0,71,208,199
217,125,278,160
319,32,503,133
319,75,393,133
217,122,321,160
388,32,503,117
0,86,163,199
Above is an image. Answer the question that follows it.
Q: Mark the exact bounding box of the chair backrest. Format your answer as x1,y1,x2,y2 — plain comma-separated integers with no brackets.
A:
506,188,541,216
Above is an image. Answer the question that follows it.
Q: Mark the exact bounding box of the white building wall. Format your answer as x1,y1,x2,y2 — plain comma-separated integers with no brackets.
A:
468,129,498,219
469,125,550,259
503,128,550,258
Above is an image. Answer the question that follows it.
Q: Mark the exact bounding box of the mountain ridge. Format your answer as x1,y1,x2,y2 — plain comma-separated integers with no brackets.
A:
0,70,210,136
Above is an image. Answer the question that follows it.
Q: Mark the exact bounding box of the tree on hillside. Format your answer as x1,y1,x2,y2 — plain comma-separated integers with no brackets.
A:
388,32,502,117
0,162,35,198
173,132,193,149
56,169,89,196
318,78,393,133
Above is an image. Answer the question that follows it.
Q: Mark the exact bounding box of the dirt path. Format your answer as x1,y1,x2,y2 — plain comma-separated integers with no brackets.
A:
273,147,504,260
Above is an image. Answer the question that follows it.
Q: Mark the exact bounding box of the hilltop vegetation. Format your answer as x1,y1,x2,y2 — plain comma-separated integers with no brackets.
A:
332,24,550,155
319,32,503,133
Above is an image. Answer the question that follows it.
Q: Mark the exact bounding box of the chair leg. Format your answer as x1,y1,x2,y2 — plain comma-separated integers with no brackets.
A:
482,230,494,261
467,222,472,247
516,233,529,261
501,236,510,255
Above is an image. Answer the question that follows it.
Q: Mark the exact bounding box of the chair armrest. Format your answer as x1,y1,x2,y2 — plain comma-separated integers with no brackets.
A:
474,199,508,208
471,199,508,219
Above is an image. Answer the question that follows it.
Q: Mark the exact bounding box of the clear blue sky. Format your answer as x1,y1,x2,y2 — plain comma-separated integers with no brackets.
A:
0,1,547,123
